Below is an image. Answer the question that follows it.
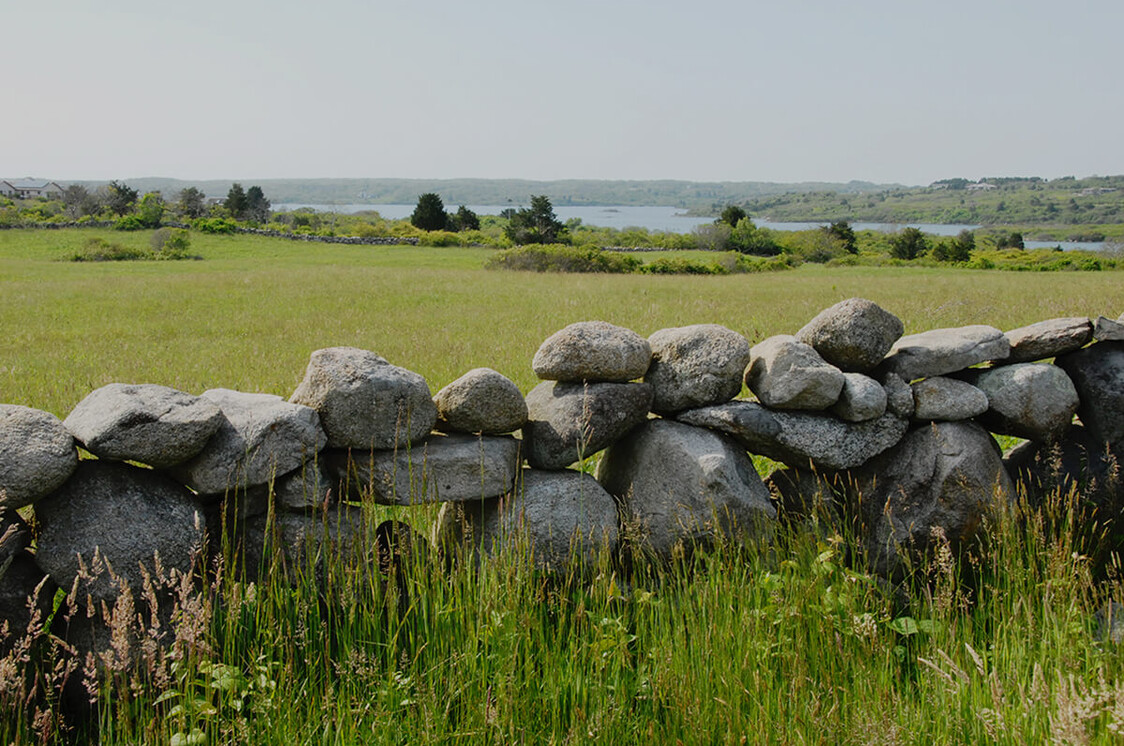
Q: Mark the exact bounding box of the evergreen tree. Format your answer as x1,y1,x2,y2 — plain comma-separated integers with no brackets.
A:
888,227,928,260
825,220,857,253
504,195,567,245
176,187,207,219
719,204,748,227
411,193,448,231
245,186,271,223
106,180,138,216
452,205,480,231
226,183,248,220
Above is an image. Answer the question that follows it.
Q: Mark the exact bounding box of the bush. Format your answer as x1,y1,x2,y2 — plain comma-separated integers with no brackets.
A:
485,245,641,273
113,215,145,231
68,237,150,262
417,231,464,247
641,257,728,275
150,228,192,259
193,217,237,234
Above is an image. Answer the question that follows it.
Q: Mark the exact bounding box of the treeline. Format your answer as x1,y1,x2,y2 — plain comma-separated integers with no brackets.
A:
728,175,1124,230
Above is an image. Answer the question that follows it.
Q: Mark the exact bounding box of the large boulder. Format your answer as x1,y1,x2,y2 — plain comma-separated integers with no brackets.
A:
532,321,651,383
831,373,887,422
0,404,78,510
63,383,224,468
331,434,520,505
882,373,915,418
1056,342,1124,448
290,347,436,450
911,377,989,422
795,298,904,372
0,551,56,656
879,325,1010,381
522,381,653,469
434,469,619,571
850,421,1013,577
169,389,327,496
434,368,527,434
35,461,205,604
745,335,845,410
678,401,908,471
0,509,31,565
966,363,1079,442
1004,317,1092,364
596,420,775,561
644,324,750,415
1004,424,1121,509
242,506,373,585
1094,316,1124,343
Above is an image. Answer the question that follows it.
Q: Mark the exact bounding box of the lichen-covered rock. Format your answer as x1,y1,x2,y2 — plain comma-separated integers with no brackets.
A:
1004,424,1121,508
1094,316,1124,343
911,377,989,422
795,298,904,372
291,346,436,449
745,335,844,410
0,509,31,565
879,325,1009,381
169,389,327,496
35,461,205,604
434,469,619,571
522,380,652,469
0,404,78,510
850,421,1013,578
532,321,651,383
63,383,224,468
597,420,775,561
331,434,520,505
882,372,915,418
1056,342,1124,448
644,324,750,414
967,363,1079,442
1004,317,1092,364
242,506,372,585
677,401,908,471
831,373,887,422
434,368,527,434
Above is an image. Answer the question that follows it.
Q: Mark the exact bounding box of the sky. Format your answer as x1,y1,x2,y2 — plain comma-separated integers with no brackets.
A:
4,0,1122,185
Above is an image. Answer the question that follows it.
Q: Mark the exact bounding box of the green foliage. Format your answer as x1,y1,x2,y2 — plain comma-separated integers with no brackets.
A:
719,204,748,226
729,219,783,256
641,256,730,274
485,244,640,273
136,192,166,228
416,230,464,247
113,215,145,231
225,183,248,220
193,217,238,234
933,229,975,262
994,230,1025,250
410,193,448,231
176,187,207,219
244,186,271,224
824,221,857,253
106,180,139,216
888,227,928,260
504,195,568,245
150,228,192,258
449,205,480,232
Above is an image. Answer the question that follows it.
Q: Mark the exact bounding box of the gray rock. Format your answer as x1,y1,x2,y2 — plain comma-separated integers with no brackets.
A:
882,373,915,418
678,401,908,471
597,420,775,561
523,381,653,469
0,509,31,566
831,373,887,422
63,383,224,468
169,389,327,496
851,421,1013,577
967,363,1079,442
434,469,619,571
1094,316,1124,343
0,551,56,656
1004,424,1121,510
745,335,845,410
290,346,436,449
1094,602,1124,645
532,321,651,383
795,298,904,372
243,506,373,585
241,461,338,514
35,461,205,604
644,324,750,414
1056,342,1124,448
766,467,850,536
1004,317,1092,364
0,404,78,510
911,377,989,421
434,368,527,434
332,434,520,505
879,325,1010,381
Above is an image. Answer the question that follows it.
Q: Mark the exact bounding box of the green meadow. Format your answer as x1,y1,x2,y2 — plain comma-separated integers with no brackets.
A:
4,228,1124,744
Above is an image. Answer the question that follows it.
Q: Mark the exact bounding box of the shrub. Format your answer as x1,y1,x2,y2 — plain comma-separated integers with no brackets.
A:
193,217,237,234
113,215,145,231
150,228,192,259
485,245,641,273
68,237,150,262
417,231,464,247
641,257,728,275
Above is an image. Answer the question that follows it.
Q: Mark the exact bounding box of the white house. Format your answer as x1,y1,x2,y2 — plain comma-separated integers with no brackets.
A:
0,179,65,199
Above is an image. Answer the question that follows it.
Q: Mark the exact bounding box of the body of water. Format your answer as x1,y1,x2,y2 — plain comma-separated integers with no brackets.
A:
273,204,1108,251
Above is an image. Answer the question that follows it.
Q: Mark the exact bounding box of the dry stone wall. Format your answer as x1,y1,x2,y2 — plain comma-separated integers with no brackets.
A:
3,300,1124,660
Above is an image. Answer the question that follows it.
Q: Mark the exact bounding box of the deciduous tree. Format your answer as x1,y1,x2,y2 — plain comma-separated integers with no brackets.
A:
176,187,207,219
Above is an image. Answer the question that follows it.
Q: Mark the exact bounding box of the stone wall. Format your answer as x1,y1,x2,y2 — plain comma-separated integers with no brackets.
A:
3,299,1124,676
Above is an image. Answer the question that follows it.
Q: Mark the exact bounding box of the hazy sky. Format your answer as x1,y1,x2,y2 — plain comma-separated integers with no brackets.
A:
4,0,1121,185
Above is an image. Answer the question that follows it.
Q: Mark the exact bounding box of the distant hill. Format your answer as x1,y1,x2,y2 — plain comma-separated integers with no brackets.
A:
65,177,903,209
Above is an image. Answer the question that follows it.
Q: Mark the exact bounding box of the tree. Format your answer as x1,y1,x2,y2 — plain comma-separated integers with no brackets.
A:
995,231,1024,250
824,220,857,254
411,193,448,231
177,187,207,219
106,180,138,216
728,218,781,256
888,227,928,260
245,186,271,223
225,183,248,220
933,229,975,262
136,192,165,228
504,195,567,245
61,184,96,219
719,204,748,227
450,205,480,232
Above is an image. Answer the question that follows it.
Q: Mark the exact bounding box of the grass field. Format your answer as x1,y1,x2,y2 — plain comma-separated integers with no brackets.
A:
3,228,1124,744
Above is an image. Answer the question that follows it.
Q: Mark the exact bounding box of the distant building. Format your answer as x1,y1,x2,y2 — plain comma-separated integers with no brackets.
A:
0,179,65,199
966,182,997,191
